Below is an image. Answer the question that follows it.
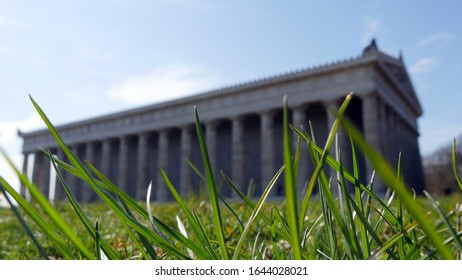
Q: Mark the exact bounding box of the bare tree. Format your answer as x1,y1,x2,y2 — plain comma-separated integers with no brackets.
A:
423,135,462,195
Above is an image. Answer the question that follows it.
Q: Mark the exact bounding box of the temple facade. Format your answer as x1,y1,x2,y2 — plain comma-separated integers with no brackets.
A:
18,41,425,202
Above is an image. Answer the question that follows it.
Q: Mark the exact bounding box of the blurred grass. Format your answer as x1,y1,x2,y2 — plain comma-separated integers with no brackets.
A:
1,195,461,260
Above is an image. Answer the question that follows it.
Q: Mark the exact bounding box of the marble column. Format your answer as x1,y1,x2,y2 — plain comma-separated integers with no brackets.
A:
33,151,50,200
406,125,415,182
401,123,409,177
157,130,169,201
325,101,341,180
232,117,245,195
24,153,37,202
48,149,58,204
260,111,275,195
407,125,418,180
180,126,192,196
206,121,218,179
101,139,111,180
292,107,309,193
31,151,41,188
118,137,128,194
387,107,398,168
362,95,381,151
325,100,340,152
410,128,425,193
402,121,409,176
362,95,381,180
136,133,149,200
205,121,219,195
54,148,66,201
363,94,390,193
82,142,95,202
67,145,79,200
396,115,403,167
326,99,356,192
21,152,29,198
378,99,389,163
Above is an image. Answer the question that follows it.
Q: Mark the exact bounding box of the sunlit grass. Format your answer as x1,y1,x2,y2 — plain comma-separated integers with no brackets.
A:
0,94,461,260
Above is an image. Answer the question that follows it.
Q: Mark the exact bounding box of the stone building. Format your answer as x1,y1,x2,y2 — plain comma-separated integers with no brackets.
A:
18,40,425,202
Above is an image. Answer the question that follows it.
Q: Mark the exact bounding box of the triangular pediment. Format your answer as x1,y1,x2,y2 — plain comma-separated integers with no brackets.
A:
378,54,423,116
362,39,423,116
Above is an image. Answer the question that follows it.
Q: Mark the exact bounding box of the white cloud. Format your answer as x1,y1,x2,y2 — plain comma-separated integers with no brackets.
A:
0,15,29,29
0,115,42,148
418,32,455,47
361,16,381,46
410,57,439,74
107,63,220,105
0,115,43,206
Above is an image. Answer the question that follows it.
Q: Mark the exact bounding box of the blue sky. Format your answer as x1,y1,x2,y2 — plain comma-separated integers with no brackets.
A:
1,0,461,201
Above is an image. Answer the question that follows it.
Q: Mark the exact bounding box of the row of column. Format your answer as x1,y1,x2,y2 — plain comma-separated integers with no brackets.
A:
21,95,424,203
23,105,327,203
363,94,424,192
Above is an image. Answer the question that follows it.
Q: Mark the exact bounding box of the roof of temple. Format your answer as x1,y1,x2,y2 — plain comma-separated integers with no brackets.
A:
19,39,422,138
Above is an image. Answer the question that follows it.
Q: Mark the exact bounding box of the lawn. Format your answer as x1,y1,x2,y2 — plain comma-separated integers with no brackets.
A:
0,194,460,260
0,94,461,260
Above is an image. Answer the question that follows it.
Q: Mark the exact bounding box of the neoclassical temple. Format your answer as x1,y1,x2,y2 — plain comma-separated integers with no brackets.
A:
19,40,425,202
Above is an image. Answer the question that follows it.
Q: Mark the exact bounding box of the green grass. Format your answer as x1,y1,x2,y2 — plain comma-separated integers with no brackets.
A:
0,94,461,260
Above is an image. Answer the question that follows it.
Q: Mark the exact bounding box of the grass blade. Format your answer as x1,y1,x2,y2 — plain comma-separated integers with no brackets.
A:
0,176,76,259
282,96,301,259
341,115,455,259
370,221,419,259
299,93,352,229
221,169,291,241
159,167,218,259
350,136,371,258
424,191,462,252
0,147,95,259
452,138,462,191
176,215,195,259
292,125,400,225
146,181,168,240
48,151,118,260
338,153,362,259
118,198,158,260
194,106,228,259
0,180,50,259
232,163,284,259
49,152,187,258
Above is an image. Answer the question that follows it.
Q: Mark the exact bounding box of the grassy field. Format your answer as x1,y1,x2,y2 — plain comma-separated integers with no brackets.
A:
0,194,461,260
0,94,461,260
